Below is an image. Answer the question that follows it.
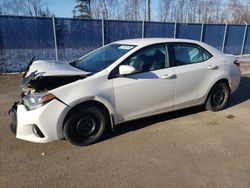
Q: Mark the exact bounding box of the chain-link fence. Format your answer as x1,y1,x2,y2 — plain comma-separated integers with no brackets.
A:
0,15,249,72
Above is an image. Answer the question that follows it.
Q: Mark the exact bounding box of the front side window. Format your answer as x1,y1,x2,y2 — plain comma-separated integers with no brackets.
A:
71,44,135,73
172,43,212,66
121,44,169,73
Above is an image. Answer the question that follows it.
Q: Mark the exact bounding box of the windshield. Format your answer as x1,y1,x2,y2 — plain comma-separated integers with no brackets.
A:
71,44,136,73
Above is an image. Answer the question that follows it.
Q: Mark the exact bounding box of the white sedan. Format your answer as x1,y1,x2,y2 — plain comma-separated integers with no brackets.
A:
9,38,241,146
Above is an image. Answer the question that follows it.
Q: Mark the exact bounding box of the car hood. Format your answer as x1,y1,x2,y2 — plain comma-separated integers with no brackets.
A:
25,60,90,77
21,60,91,92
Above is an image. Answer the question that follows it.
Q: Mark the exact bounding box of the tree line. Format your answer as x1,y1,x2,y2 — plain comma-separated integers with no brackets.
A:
87,0,250,24
74,0,250,24
0,0,53,17
1,0,249,24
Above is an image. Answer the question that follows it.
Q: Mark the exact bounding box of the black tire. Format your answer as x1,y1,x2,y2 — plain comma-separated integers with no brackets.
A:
63,106,108,146
205,82,230,111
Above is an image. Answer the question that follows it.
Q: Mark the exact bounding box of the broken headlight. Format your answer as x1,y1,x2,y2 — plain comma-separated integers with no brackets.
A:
22,93,55,110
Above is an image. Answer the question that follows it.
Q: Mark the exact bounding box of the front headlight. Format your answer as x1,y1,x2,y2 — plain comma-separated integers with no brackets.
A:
22,93,55,110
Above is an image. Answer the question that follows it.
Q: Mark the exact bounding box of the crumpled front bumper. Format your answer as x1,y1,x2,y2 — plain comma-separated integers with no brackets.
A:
9,99,70,143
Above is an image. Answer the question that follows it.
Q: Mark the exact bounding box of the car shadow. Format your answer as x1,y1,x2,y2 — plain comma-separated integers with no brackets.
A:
225,75,250,108
101,105,204,141
101,75,250,142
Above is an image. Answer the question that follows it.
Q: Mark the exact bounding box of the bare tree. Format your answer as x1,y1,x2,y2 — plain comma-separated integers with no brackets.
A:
90,0,115,19
220,0,247,23
132,0,139,20
241,0,250,23
145,0,150,21
0,0,52,16
102,0,108,18
90,0,145,20
157,0,171,22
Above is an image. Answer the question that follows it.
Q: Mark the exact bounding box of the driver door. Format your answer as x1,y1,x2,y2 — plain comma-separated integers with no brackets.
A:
111,44,175,122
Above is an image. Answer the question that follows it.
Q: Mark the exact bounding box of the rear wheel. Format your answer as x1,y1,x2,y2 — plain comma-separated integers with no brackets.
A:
205,82,230,111
63,106,108,146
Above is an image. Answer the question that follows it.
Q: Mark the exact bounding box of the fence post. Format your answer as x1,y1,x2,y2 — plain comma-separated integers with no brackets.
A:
102,17,105,46
52,16,58,61
142,20,145,38
241,21,248,55
200,21,204,42
222,20,228,53
174,21,177,38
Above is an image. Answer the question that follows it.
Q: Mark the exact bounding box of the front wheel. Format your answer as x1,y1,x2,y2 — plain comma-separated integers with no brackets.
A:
63,106,108,146
205,82,230,111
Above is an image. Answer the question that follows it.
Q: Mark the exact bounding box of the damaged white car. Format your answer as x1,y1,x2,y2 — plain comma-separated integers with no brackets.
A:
9,38,241,146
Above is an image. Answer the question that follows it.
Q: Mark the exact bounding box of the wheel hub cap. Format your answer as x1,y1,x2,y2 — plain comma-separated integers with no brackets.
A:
76,117,96,137
213,89,225,107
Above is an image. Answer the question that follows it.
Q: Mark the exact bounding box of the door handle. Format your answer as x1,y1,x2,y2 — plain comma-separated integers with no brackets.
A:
206,65,218,70
161,73,176,79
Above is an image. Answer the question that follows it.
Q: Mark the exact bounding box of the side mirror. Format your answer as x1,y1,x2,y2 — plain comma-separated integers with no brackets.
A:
119,65,136,75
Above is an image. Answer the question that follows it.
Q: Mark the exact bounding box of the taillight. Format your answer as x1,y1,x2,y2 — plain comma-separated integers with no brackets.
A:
233,60,240,67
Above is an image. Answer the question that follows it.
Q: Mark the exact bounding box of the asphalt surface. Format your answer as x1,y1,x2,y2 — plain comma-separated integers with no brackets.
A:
0,65,250,188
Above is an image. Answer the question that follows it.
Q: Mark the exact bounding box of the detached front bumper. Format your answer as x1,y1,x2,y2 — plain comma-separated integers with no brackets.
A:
9,99,70,143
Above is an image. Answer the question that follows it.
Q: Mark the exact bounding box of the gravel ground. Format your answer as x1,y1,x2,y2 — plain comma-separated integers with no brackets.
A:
0,64,250,188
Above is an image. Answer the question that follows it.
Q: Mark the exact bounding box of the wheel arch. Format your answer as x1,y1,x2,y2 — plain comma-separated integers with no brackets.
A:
204,77,231,104
212,78,230,88
63,97,116,131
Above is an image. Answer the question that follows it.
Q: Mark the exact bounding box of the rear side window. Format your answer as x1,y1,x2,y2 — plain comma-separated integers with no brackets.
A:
172,43,212,66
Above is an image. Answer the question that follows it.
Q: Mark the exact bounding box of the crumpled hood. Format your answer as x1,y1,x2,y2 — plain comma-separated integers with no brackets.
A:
25,60,90,77
21,60,91,91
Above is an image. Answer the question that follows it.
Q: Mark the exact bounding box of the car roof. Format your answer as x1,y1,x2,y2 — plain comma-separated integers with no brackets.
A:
112,38,223,55
113,38,203,46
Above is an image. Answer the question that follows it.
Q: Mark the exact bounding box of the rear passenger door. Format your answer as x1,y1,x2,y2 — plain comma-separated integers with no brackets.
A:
170,43,214,108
